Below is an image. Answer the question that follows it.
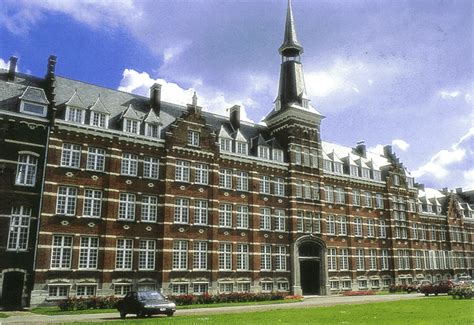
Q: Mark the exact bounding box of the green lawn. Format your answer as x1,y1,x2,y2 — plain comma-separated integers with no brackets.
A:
75,296,473,324
0,312,8,318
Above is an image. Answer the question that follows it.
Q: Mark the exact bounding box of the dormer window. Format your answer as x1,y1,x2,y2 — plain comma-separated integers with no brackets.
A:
188,130,200,146
323,160,332,172
302,98,309,108
236,141,248,155
220,138,232,152
18,86,49,117
334,162,343,174
427,204,433,213
258,146,269,159
124,119,140,134
350,165,359,177
373,170,382,181
273,149,284,162
21,102,47,117
66,107,85,124
436,206,442,214
393,174,400,186
90,111,108,128
361,168,370,179
146,124,160,138
407,177,414,188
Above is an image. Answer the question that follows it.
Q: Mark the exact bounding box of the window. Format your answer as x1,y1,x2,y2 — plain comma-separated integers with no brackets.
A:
352,190,361,206
188,130,200,146
327,215,336,235
193,283,209,295
262,282,273,292
323,159,332,172
373,170,382,181
393,174,400,186
361,168,370,179
334,187,345,204
370,280,380,289
145,123,159,138
236,141,248,155
236,171,248,191
302,148,310,166
328,248,337,270
219,169,233,189
236,205,249,229
369,249,377,270
350,165,359,177
339,216,347,236
260,207,271,231
114,284,132,296
364,192,372,207
381,249,389,270
48,286,69,298
193,241,207,270
295,180,303,198
195,164,209,185
407,177,414,188
294,146,302,165
261,245,271,271
375,193,384,209
310,149,318,168
273,149,284,162
51,235,73,269
274,177,285,196
220,138,232,152
175,160,190,182
238,282,251,292
174,198,189,224
83,189,102,218
66,107,84,123
90,111,107,128
412,223,419,240
354,217,363,237
258,146,269,159
124,119,140,134
325,186,334,203
116,239,133,270
79,237,99,269
194,200,208,225
304,181,312,199
121,153,138,176
21,101,46,117
118,193,136,220
312,183,320,200
172,241,188,270
7,206,31,251
76,285,96,297
219,283,233,293
219,243,232,270
358,280,368,290
367,219,375,237
379,220,387,238
330,280,339,290
219,204,232,228
237,244,249,271
56,186,77,216
138,240,155,270
260,176,271,194
356,248,365,270
415,251,423,269
342,280,352,290
143,156,159,179
334,162,343,174
275,245,286,271
275,209,286,231
141,196,158,222
61,144,81,168
15,153,38,186
172,284,189,294
297,211,304,232
86,148,105,171
340,248,349,270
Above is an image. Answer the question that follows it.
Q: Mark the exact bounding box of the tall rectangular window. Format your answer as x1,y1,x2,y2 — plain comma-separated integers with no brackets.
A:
141,195,158,222
235,171,248,191
236,244,249,271
219,243,232,270
236,141,248,155
367,219,375,237
116,239,133,270
219,169,233,189
275,209,286,231
325,186,334,203
219,204,232,228
327,215,336,235
379,220,387,238
364,192,372,207
294,146,302,165
352,190,361,206
7,206,31,251
187,130,200,146
51,235,73,269
15,154,38,186
297,211,304,232
175,160,190,182
195,164,209,185
118,193,136,220
124,119,139,134
369,249,377,270
302,148,310,166
273,149,284,162
334,187,345,204
121,153,138,176
258,146,269,159
174,198,189,224
56,186,77,216
373,170,382,181
354,217,363,237
194,200,208,225
172,241,188,270
260,176,271,194
79,237,99,269
381,249,389,270
295,180,303,198
275,246,286,271
304,181,312,199
339,216,347,236
86,147,105,171
83,189,102,218
139,240,155,270
236,205,249,229
260,207,271,231
67,107,84,123
356,248,365,271
274,177,285,196
412,223,419,240
143,156,159,179
375,193,384,209
340,248,349,270
193,241,207,270
61,144,81,168
220,138,232,152
328,248,337,270
261,245,271,271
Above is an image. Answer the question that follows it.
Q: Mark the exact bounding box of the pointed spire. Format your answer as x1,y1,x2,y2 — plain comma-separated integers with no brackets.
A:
192,91,198,106
279,0,304,57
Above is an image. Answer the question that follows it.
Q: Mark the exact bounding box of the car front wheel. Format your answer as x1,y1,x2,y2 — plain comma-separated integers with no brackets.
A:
120,311,126,319
166,311,175,317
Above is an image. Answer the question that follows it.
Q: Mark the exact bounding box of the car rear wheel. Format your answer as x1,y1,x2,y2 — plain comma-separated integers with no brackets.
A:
166,311,175,317
120,311,126,319
137,310,146,318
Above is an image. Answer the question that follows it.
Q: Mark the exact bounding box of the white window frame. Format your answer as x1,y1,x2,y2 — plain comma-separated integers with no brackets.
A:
261,245,271,271
219,203,232,228
123,118,140,134
172,241,188,270
121,153,138,176
78,237,99,269
61,143,81,168
235,171,248,191
175,160,190,182
260,175,271,194
143,156,159,179
86,147,105,172
15,153,38,186
116,238,133,270
66,106,85,124
118,193,136,221
219,169,233,189
83,189,102,218
141,195,158,222
236,244,249,271
50,235,73,269
236,205,249,229
139,239,156,270
194,200,208,225
188,130,200,147
56,186,77,216
7,206,31,251
174,198,189,224
90,111,108,128
195,164,209,185
260,207,271,231
275,245,287,271
193,241,208,270
219,243,232,270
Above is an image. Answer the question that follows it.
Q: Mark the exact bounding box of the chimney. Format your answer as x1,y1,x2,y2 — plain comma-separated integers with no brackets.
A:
230,105,241,130
7,56,18,82
44,55,57,124
46,55,57,78
355,140,366,157
383,145,392,157
149,83,161,114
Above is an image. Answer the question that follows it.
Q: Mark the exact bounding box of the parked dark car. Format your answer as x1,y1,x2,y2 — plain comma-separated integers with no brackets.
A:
117,291,176,318
420,280,453,296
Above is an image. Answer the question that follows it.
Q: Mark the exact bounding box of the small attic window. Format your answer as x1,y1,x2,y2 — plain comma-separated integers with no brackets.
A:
146,123,160,138
334,162,343,174
373,170,382,181
18,86,49,117
124,119,140,134
66,106,85,124
90,111,108,128
407,177,414,188
220,138,232,152
20,101,47,117
323,160,332,172
361,167,370,179
350,165,359,177
393,174,400,186
236,141,248,155
258,146,269,160
273,149,284,162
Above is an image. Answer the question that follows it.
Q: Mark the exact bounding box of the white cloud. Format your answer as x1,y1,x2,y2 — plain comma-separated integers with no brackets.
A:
439,90,460,99
118,68,252,122
463,169,474,190
392,139,410,151
0,58,9,70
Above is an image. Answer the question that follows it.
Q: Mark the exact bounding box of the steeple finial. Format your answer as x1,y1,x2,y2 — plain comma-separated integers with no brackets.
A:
279,0,304,57
192,91,198,106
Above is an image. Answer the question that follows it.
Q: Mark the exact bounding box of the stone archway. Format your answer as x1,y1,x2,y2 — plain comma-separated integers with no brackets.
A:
292,236,327,296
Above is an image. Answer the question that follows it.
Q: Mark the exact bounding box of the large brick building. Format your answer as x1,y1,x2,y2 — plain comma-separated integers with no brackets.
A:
0,0,472,308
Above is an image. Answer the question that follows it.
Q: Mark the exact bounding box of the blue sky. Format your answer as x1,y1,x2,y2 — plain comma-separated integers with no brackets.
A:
0,0,472,190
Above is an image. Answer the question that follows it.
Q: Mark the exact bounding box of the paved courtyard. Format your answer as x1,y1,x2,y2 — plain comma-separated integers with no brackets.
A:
0,294,424,324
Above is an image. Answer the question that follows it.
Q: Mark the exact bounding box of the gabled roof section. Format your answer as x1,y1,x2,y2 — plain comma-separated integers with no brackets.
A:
19,86,49,105
89,96,110,114
234,129,247,142
143,109,161,124
65,89,86,109
120,104,140,120
256,134,269,146
218,125,233,139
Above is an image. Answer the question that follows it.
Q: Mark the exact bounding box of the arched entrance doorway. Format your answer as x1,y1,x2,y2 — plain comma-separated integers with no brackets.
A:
292,236,327,296
1,271,25,310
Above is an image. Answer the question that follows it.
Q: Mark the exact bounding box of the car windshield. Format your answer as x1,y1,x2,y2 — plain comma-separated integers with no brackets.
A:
138,291,165,301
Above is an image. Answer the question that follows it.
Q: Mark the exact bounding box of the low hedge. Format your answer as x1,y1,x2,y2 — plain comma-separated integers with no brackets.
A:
449,286,473,299
388,284,417,293
58,296,120,311
168,292,288,306
342,290,376,296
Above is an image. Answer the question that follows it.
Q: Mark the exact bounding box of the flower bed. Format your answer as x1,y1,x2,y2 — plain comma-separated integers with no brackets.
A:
58,296,120,311
342,290,376,296
388,284,417,293
168,292,289,306
449,286,472,299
